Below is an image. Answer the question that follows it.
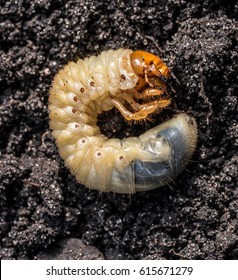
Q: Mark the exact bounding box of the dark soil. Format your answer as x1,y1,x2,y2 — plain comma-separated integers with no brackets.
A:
0,0,237,260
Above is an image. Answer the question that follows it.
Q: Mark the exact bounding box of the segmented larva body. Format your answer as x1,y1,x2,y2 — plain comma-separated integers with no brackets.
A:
49,49,197,194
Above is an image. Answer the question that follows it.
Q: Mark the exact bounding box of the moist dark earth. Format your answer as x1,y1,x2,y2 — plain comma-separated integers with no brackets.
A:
0,0,237,260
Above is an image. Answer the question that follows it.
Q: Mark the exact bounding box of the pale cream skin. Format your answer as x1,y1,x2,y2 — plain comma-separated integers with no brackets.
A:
49,49,197,194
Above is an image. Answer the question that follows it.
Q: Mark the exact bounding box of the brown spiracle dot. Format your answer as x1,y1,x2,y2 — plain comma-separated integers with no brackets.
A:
80,87,85,93
81,138,86,144
96,152,102,157
121,74,126,80
73,96,78,102
75,123,80,128
72,108,76,113
90,81,95,87
119,155,124,160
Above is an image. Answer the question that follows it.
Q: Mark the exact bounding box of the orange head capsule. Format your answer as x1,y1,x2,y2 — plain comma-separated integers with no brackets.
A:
130,50,170,78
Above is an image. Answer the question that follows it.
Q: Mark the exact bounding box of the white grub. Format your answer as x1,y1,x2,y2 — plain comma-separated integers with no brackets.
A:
49,49,197,194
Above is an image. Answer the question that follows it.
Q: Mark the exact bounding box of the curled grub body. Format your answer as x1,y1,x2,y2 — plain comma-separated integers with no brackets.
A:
49,49,197,194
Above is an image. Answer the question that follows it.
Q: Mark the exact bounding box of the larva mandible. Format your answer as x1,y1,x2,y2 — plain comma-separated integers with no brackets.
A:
49,49,198,194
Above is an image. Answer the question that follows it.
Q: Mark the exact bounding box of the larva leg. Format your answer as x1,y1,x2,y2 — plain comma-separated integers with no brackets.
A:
131,78,168,100
122,90,171,113
153,98,171,109
130,88,165,100
121,92,145,111
141,88,167,97
111,98,170,121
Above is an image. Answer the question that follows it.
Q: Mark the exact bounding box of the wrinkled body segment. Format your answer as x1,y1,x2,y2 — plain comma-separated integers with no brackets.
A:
49,49,197,194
